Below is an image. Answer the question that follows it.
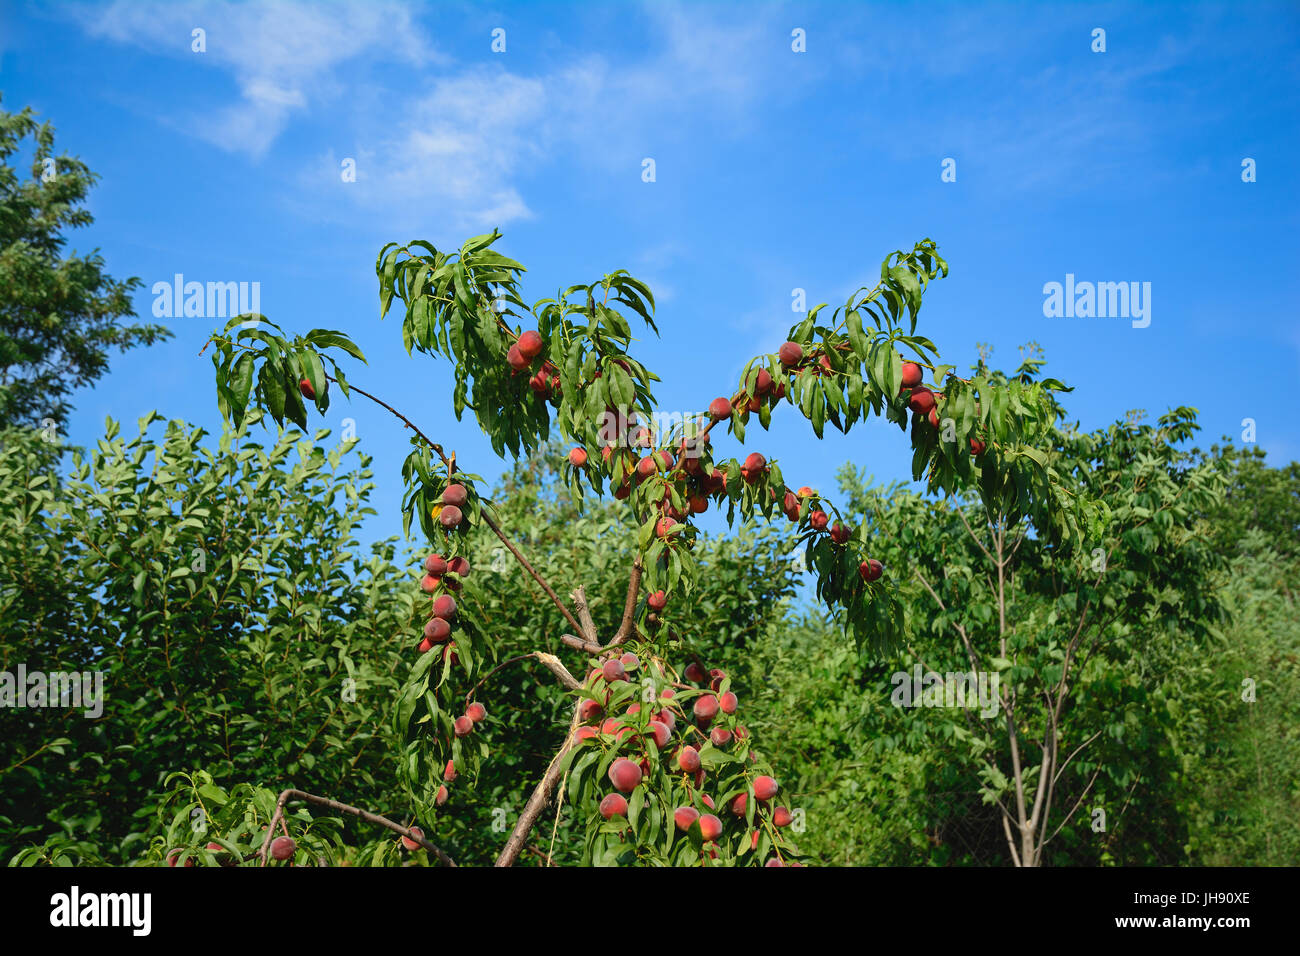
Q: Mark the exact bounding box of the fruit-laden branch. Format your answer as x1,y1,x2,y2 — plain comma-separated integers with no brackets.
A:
323,371,588,638
495,705,583,867
259,788,456,867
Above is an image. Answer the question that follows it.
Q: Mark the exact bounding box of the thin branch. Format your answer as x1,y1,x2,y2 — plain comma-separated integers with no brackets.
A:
612,556,644,645
571,586,598,644
259,788,455,867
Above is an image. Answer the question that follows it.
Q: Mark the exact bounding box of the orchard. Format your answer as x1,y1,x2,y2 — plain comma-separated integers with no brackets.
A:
192,230,1076,867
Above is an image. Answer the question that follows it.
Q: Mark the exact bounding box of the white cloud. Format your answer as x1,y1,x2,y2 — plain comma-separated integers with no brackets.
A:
79,0,431,157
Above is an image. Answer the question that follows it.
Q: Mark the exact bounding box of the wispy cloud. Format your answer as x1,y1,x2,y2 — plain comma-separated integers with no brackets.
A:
78,0,431,158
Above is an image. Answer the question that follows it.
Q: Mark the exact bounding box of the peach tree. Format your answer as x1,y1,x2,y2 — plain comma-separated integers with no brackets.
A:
202,230,1074,866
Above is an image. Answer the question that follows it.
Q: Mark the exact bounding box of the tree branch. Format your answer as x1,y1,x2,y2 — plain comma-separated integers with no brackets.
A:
259,788,456,867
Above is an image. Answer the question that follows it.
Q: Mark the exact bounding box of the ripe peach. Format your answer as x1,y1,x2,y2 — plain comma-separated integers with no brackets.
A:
859,559,883,582
694,695,720,720
730,792,748,817
754,775,779,801
711,726,732,747
741,452,766,484
569,447,588,468
778,342,803,367
439,505,463,529
424,554,448,576
453,715,473,737
674,806,700,831
443,760,457,782
647,720,672,748
655,516,676,539
698,813,723,842
830,522,851,544
423,618,451,643
809,510,829,532
448,556,470,577
764,857,785,867
708,397,733,420
421,574,441,594
754,368,773,396
619,652,639,670
636,456,657,480
299,378,316,401
907,386,936,416
466,702,487,723
432,595,457,620
401,826,425,851
602,659,627,682
435,785,449,806
678,746,702,774
709,669,727,692
442,484,468,507
417,637,435,653
578,698,603,722
517,330,544,359
684,662,707,683
970,438,986,455
506,343,529,371
608,758,642,793
927,408,940,429
647,590,667,612
773,806,793,827
689,493,709,514
575,725,599,742
719,691,738,714
900,361,923,388
599,793,629,820
782,490,800,521
270,836,296,861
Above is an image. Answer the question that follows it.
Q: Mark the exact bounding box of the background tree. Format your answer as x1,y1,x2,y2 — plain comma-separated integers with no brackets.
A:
0,96,169,430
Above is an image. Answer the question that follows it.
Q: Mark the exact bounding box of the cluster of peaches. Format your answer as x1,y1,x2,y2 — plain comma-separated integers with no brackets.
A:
571,599,803,865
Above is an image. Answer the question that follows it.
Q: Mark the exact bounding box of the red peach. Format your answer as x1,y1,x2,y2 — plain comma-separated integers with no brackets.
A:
599,793,629,820
719,691,738,714
401,826,425,851
694,695,720,720
684,662,707,683
435,785,449,806
270,837,295,861
569,447,588,468
778,342,803,367
517,330,544,359
424,554,447,575
698,813,723,842
432,595,457,620
774,806,793,827
674,806,700,831
900,361,923,388
730,792,748,817
608,758,642,793
647,590,667,612
754,775,779,801
830,522,851,544
466,702,487,723
809,511,829,532
453,715,473,737
299,378,316,400
443,760,457,782
442,483,468,507
708,397,733,420
711,726,732,747
678,746,702,774
439,505,463,528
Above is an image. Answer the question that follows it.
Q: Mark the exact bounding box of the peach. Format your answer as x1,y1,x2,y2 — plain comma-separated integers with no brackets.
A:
439,505,463,529
599,793,629,820
569,447,588,468
647,590,667,612
466,702,487,723
754,775,779,801
698,813,723,842
900,361,923,388
778,342,804,367
442,483,468,507
809,511,829,531
678,746,702,774
684,662,707,683
719,691,738,714
694,695,720,720
859,559,883,583
608,758,642,793
299,378,316,400
708,397,733,420
674,806,700,831
432,594,457,620
517,330,544,359
773,806,793,827
401,826,425,851
454,715,474,737
270,836,296,861
424,554,448,576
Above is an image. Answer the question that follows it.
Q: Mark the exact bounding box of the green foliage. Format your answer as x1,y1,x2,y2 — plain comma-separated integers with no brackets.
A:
0,95,170,429
0,416,413,862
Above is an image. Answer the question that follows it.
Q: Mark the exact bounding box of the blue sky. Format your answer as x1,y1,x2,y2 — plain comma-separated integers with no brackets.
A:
3,0,1298,548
